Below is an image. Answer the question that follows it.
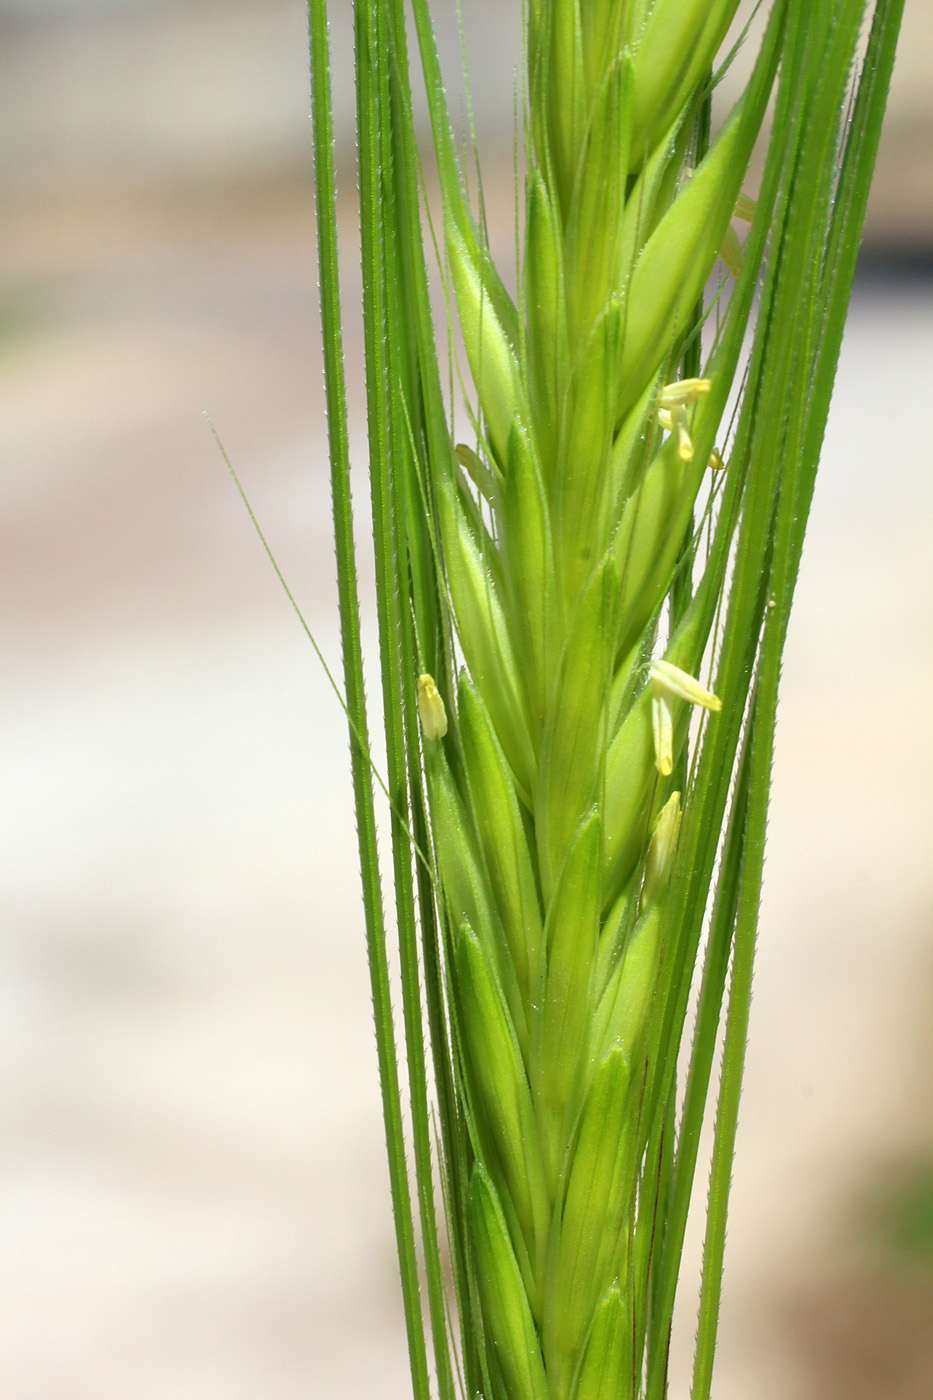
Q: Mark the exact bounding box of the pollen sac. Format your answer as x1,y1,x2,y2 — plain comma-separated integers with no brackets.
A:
658,404,695,462
417,673,448,741
656,379,711,462
648,661,721,775
649,660,721,712
650,692,674,776
719,222,744,278
641,791,682,908
734,191,757,221
656,378,711,410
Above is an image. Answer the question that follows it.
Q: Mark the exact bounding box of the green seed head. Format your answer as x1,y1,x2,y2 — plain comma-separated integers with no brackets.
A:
410,3,811,1396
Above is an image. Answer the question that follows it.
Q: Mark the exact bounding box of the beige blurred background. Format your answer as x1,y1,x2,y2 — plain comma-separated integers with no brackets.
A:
2,2,932,1397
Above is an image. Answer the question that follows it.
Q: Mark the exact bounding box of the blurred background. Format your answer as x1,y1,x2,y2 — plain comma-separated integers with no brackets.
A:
1,2,932,1397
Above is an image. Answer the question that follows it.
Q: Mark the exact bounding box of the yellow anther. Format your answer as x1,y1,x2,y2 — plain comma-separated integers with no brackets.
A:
641,791,682,908
657,405,694,461
719,195,757,279
648,661,721,774
708,445,724,472
656,378,711,410
651,693,674,776
656,380,710,463
416,673,448,741
649,660,722,712
734,192,757,222
672,405,693,462
719,223,744,279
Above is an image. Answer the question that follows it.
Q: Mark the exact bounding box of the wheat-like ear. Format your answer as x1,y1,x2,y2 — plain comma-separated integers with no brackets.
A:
308,2,904,1398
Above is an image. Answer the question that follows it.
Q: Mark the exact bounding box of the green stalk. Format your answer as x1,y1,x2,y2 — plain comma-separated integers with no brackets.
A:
307,6,430,1399
354,4,460,1396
